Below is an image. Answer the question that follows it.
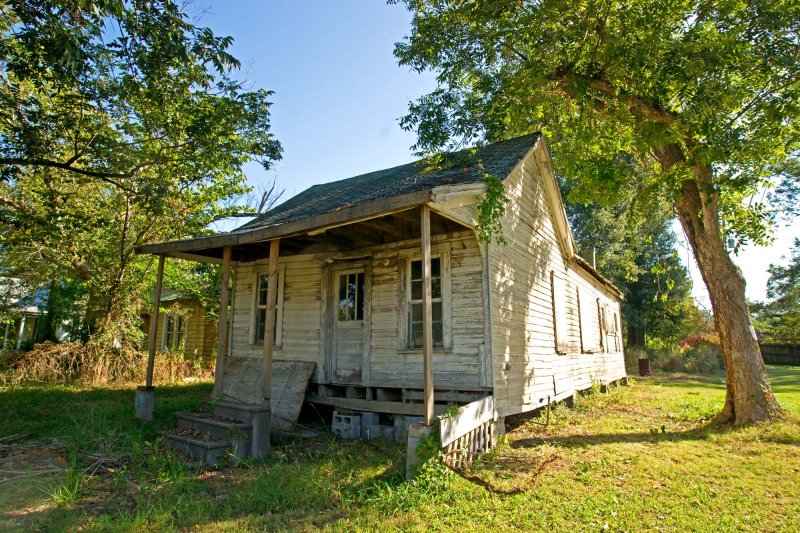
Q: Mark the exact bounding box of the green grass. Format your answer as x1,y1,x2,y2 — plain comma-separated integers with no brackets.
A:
1,367,799,532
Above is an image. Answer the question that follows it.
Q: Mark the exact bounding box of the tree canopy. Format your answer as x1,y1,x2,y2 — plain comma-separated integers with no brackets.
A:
393,0,798,423
0,1,281,347
751,237,800,344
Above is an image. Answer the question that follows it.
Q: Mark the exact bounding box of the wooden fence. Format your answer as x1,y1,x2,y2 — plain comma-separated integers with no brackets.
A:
439,396,497,469
760,343,800,366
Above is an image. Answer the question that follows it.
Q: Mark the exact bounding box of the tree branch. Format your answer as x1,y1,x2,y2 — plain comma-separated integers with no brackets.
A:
552,72,678,125
0,157,140,192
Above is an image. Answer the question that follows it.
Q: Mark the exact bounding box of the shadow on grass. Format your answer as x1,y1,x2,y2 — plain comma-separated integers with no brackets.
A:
0,382,213,453
511,421,732,450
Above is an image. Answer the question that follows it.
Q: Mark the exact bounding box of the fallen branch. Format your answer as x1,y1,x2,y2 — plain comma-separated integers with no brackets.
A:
444,452,558,494
0,469,64,484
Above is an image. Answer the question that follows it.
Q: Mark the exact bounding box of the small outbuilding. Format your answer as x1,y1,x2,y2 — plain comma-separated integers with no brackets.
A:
136,133,626,463
141,290,217,359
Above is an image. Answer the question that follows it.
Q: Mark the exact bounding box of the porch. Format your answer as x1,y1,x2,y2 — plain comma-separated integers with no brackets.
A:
135,187,492,460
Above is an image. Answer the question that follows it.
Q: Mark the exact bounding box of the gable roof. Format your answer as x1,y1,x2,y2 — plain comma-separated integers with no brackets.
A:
238,133,540,232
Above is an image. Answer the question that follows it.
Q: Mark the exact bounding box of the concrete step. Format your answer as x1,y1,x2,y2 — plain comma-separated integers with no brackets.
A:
157,429,232,467
175,412,250,456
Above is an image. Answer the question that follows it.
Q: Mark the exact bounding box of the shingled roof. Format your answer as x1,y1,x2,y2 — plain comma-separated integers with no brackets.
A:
238,133,540,231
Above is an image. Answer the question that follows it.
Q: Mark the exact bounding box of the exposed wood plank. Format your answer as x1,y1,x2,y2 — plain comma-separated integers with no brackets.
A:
366,217,415,240
440,396,495,447
307,395,449,417
421,205,434,425
165,251,226,265
213,246,232,398
145,255,165,388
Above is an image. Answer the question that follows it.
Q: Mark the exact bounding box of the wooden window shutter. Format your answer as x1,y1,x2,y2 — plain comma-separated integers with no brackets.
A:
551,271,569,354
579,289,597,352
597,299,606,352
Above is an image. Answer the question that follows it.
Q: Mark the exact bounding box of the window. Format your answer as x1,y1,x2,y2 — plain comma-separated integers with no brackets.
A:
609,309,620,352
254,273,281,344
409,257,443,349
551,271,569,354
163,314,187,352
338,272,365,321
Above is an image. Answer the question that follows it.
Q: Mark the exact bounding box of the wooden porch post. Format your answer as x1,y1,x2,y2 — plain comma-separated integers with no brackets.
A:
262,239,280,403
15,315,26,350
213,246,232,398
3,322,10,350
420,206,435,425
145,254,165,388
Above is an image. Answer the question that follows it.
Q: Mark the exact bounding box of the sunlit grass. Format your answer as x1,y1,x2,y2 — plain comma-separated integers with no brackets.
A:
1,367,798,531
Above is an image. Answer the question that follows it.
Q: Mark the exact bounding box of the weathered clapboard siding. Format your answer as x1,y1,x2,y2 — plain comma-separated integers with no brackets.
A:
227,231,487,394
489,140,625,417
230,255,324,380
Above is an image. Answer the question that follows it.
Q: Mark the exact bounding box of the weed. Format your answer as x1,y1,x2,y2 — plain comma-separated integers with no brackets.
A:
41,453,83,507
441,404,461,419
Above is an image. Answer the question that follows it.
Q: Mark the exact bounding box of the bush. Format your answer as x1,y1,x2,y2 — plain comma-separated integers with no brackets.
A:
624,347,647,372
2,341,214,386
648,339,722,375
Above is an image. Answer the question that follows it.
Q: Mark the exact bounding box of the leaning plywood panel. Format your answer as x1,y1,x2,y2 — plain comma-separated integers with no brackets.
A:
221,357,315,432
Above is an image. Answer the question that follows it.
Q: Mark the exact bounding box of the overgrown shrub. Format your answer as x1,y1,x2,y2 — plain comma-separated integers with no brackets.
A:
648,336,722,375
624,347,647,372
2,341,213,386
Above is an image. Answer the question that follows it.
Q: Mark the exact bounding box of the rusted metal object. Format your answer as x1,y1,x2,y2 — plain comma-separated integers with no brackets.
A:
638,358,651,377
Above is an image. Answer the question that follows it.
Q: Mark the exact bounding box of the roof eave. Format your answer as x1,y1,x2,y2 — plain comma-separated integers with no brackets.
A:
572,255,624,300
136,189,433,256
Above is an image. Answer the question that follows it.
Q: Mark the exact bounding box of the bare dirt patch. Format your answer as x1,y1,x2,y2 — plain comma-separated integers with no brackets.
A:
0,436,66,530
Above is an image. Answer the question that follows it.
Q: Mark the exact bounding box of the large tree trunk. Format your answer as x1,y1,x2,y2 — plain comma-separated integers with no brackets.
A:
656,145,781,424
627,324,645,349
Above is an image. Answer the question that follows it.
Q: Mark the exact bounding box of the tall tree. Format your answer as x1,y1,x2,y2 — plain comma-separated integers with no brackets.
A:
393,0,797,423
0,1,281,347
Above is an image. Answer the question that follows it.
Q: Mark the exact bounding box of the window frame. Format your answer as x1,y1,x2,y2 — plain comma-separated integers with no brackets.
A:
336,269,366,322
402,250,452,352
250,264,286,347
162,312,188,352
597,298,606,353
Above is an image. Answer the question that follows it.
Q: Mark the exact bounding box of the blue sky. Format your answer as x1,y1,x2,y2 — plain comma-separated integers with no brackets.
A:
194,1,436,199
195,1,798,306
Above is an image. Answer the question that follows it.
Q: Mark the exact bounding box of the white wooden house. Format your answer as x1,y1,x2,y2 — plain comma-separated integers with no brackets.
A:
137,134,626,461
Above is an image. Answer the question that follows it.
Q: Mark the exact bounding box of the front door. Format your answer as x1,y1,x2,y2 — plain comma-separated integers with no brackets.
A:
332,269,366,384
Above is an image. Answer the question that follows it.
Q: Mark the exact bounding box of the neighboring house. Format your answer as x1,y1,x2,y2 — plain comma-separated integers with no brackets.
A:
142,290,217,359
137,133,626,461
1,304,44,352
0,279,49,351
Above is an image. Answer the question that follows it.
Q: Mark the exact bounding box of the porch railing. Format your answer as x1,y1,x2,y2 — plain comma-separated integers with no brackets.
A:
439,395,497,469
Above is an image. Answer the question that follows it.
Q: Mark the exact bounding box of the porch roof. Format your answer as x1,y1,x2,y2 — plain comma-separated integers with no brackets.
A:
135,134,540,260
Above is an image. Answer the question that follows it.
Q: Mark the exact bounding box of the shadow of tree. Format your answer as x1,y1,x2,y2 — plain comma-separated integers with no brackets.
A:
510,420,729,450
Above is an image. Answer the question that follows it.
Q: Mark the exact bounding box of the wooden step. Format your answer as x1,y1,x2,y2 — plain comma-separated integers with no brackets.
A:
175,411,251,456
157,429,234,467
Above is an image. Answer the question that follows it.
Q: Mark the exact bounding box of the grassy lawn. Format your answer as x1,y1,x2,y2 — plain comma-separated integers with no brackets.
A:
1,367,798,532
